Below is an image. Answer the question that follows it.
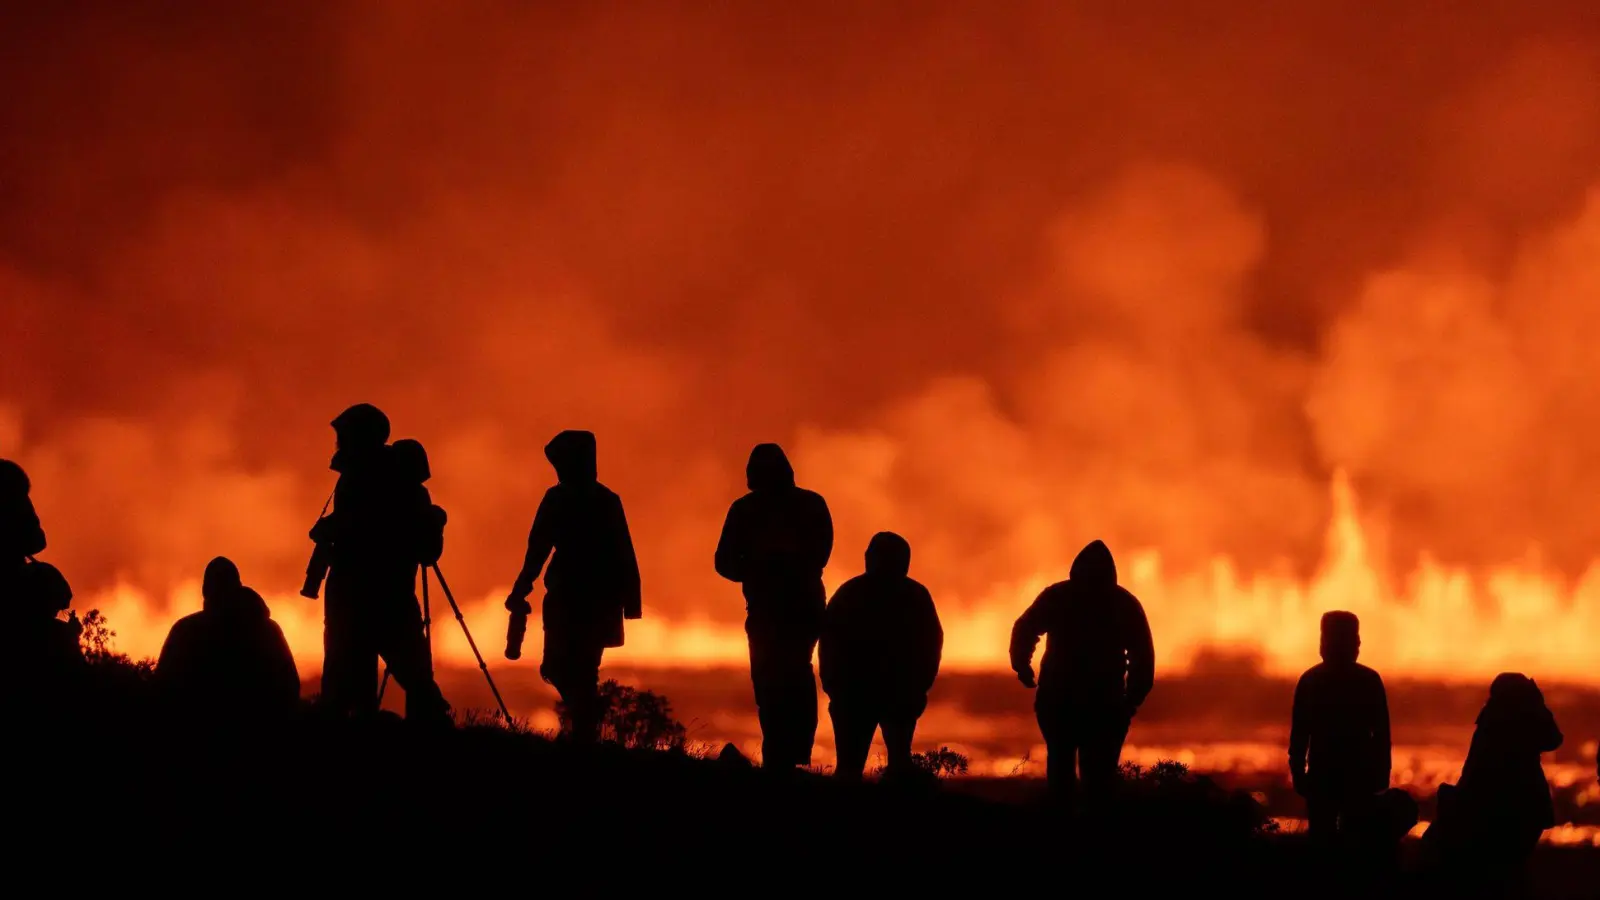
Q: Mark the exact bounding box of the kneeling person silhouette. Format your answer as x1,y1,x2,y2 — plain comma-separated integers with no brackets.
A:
1,459,86,712
505,431,641,744
820,532,943,781
156,557,300,726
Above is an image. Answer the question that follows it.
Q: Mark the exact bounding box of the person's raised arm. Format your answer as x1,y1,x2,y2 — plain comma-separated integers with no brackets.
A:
1009,592,1050,688
508,492,556,609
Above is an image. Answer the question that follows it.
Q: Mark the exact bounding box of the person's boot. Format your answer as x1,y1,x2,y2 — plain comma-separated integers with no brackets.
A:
404,684,454,730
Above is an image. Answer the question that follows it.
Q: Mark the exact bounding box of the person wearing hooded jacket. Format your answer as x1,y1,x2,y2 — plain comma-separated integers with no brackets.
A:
156,557,301,725
505,430,641,744
1010,539,1154,803
1,458,55,625
308,404,450,725
820,532,942,781
1425,673,1564,894
0,459,83,711
715,443,834,770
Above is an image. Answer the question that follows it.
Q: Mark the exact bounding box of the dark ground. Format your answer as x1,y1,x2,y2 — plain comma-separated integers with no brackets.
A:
8,655,1597,898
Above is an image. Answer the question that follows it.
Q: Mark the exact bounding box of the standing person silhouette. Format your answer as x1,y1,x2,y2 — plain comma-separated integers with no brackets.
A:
1289,611,1392,844
504,430,641,744
308,404,450,725
715,443,833,771
1010,539,1154,807
819,532,943,781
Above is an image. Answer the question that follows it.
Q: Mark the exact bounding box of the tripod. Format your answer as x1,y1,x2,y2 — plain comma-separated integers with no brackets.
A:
377,562,512,722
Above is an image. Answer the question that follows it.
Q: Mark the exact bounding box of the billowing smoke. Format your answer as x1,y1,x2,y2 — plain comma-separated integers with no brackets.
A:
5,3,1600,675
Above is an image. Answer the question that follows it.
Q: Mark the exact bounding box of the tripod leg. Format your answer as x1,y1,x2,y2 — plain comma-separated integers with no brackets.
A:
420,564,433,674
421,564,432,642
431,564,513,722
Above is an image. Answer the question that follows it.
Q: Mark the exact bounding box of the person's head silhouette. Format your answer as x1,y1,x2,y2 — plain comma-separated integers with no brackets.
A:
1319,610,1360,664
0,458,29,500
331,403,391,452
545,430,598,483
745,443,795,492
202,557,243,610
864,532,911,578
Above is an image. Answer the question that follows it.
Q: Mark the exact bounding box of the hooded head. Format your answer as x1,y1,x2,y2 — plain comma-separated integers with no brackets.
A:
746,443,795,492
0,459,30,499
1478,672,1546,726
1068,540,1117,586
1486,672,1540,707
1319,611,1361,664
864,532,912,579
331,403,391,471
545,430,598,483
392,438,431,484
202,557,243,611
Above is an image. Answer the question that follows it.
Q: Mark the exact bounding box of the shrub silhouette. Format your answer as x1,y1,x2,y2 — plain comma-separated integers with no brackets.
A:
1117,759,1279,837
911,746,971,777
555,680,688,751
75,608,115,660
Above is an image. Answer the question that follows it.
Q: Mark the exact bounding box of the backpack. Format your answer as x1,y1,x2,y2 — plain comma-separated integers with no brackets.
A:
17,559,72,616
418,504,447,566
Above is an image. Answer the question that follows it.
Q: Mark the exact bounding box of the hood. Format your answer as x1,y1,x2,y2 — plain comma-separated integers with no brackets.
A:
236,587,271,619
392,438,431,484
746,443,795,492
330,403,391,473
864,532,912,578
545,430,598,483
0,459,29,497
1069,540,1117,585
201,557,243,612
1478,672,1543,726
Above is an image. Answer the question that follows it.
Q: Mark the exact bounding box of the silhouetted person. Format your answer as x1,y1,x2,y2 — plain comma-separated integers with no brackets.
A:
1010,539,1153,806
0,460,83,711
155,557,300,726
820,532,942,781
1,458,54,623
1289,611,1391,845
0,459,46,564
1427,673,1563,895
715,443,833,770
308,404,450,725
505,430,640,744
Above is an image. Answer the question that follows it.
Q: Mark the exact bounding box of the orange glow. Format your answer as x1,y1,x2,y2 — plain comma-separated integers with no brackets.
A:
6,5,1600,811
84,471,1600,684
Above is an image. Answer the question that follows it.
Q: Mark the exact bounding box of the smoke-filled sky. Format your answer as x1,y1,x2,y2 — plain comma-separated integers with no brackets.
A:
6,1,1600,626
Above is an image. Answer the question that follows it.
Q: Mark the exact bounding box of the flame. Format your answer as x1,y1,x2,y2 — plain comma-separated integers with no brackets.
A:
82,469,1600,685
